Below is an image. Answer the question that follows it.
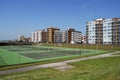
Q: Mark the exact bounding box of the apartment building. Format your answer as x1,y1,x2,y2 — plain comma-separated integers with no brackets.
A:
61,28,82,44
54,31,62,43
18,35,25,42
31,27,82,44
81,36,86,44
18,35,31,42
47,27,60,43
86,17,120,45
111,18,120,45
67,28,75,43
103,18,112,44
71,31,82,44
31,29,46,43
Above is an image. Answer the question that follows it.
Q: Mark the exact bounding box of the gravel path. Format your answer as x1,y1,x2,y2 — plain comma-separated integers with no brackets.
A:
0,51,120,75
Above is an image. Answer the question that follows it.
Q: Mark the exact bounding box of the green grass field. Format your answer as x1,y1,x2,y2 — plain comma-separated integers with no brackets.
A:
0,56,119,80
0,46,104,67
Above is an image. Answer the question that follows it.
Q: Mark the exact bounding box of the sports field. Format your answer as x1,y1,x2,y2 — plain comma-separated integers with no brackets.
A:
0,46,104,66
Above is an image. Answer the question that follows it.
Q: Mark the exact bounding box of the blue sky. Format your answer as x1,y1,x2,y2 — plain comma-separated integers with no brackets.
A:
0,0,120,40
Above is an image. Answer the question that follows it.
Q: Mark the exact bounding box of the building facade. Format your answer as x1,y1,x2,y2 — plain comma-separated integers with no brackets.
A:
18,35,31,42
31,29,46,43
31,27,82,44
71,31,82,44
86,20,96,44
103,18,112,44
18,35,25,42
47,27,60,43
54,31,62,43
66,28,75,43
81,36,86,44
86,17,120,45
62,31,67,43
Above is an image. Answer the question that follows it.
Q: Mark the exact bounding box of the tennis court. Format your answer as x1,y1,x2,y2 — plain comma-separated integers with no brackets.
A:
0,46,104,66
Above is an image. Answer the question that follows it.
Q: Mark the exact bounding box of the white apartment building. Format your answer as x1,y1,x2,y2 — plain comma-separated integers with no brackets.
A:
32,30,45,43
86,21,96,44
71,31,82,44
86,17,120,45
103,19,112,44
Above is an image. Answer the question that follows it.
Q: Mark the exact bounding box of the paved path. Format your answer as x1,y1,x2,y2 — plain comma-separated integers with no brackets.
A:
0,51,120,75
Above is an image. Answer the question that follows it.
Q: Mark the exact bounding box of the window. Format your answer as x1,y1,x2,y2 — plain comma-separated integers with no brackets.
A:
108,32,111,34
108,26,111,28
108,23,111,25
104,30,106,31
104,26,106,28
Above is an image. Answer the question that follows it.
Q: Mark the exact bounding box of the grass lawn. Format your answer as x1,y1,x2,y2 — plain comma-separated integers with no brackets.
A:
0,56,119,80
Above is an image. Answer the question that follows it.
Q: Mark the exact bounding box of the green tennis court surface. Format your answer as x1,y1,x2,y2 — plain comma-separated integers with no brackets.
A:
0,46,104,66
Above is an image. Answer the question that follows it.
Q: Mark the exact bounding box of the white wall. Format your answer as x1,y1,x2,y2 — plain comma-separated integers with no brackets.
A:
87,21,96,44
103,19,112,44
71,31,81,44
31,30,43,43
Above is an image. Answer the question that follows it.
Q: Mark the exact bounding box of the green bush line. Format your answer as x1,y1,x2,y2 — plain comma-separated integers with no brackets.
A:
40,43,120,51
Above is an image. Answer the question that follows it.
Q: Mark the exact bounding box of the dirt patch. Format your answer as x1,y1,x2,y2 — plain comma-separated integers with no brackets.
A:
53,64,75,71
